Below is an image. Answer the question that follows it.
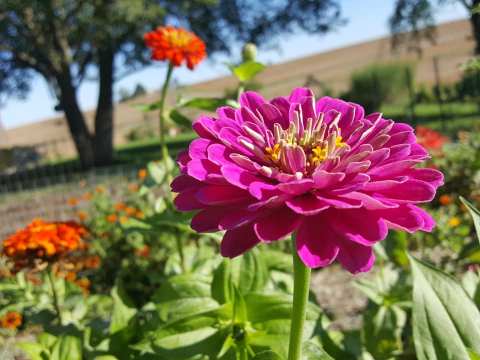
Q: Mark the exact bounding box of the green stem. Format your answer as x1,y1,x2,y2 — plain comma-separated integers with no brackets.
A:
158,63,174,174
47,270,63,325
288,234,311,360
237,81,245,101
176,236,186,273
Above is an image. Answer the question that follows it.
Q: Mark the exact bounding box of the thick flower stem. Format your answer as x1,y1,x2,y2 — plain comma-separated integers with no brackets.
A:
288,235,311,360
47,270,63,325
158,63,174,176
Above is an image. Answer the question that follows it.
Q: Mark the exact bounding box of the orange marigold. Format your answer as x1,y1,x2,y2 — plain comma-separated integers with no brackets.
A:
106,214,118,223
67,197,79,207
125,207,137,216
137,168,147,180
439,194,453,206
84,255,101,269
0,311,22,330
115,203,127,212
77,211,88,222
144,26,206,70
2,219,87,268
75,278,91,295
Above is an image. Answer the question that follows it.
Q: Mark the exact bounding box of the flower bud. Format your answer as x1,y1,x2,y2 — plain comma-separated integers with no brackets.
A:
242,43,257,62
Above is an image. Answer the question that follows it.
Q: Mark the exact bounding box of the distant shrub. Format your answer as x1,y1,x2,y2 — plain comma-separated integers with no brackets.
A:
415,85,435,103
342,63,413,113
456,69,480,101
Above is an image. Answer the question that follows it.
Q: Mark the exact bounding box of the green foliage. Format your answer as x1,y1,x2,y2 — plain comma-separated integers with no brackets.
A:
342,63,413,113
409,255,480,359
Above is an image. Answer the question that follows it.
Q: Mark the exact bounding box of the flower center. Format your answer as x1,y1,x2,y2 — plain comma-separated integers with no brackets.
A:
164,29,193,48
264,113,347,175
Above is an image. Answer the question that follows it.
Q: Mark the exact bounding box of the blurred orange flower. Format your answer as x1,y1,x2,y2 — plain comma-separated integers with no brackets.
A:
119,216,129,225
0,311,22,330
82,192,93,201
125,207,137,216
144,26,206,70
138,169,147,180
67,197,79,206
439,194,453,206
77,211,88,222
2,219,87,270
128,183,139,192
95,186,105,194
106,214,118,223
75,278,91,295
136,245,150,258
115,203,127,212
416,126,449,152
135,210,145,219
84,255,101,269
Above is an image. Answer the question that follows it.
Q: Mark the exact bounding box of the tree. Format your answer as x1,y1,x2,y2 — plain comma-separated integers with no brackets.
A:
0,0,341,168
390,0,480,55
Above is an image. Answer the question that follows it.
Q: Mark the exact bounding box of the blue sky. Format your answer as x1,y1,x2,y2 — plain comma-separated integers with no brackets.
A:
1,0,468,129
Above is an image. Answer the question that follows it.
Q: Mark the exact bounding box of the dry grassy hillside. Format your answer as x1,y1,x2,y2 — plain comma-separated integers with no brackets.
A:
3,19,474,159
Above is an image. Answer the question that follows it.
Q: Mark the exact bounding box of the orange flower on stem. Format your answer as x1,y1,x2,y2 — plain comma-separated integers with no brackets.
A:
439,194,453,206
2,219,87,271
0,311,22,330
67,197,79,207
144,26,206,70
75,278,91,295
138,169,147,180
77,211,88,222
106,214,118,223
115,203,127,212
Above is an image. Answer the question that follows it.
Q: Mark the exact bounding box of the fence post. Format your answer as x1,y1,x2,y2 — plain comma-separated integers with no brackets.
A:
405,66,416,127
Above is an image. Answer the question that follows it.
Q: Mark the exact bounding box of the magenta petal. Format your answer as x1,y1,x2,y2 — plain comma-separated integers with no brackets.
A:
286,194,330,215
174,189,204,211
207,144,232,165
221,224,260,258
288,87,314,103
340,192,398,210
219,208,259,230
375,179,436,203
254,207,300,242
239,91,266,112
337,240,375,274
196,185,249,205
177,150,190,173
379,205,425,233
328,210,388,245
312,170,345,189
406,168,444,188
278,179,314,195
191,208,225,232
315,194,362,209
187,159,220,181
193,116,216,139
189,138,211,159
221,164,258,189
410,205,436,232
296,217,339,268
248,182,279,200
171,175,200,192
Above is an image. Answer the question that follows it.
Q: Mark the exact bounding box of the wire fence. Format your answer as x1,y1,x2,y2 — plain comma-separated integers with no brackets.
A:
0,164,143,239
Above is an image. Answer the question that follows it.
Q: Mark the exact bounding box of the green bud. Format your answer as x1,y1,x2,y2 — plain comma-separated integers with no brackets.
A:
242,43,257,62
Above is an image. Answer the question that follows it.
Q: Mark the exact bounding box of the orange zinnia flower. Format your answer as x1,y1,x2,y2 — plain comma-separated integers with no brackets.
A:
125,207,137,216
67,197,79,206
144,26,206,70
0,311,22,330
84,255,101,269
2,219,87,269
115,203,127,212
75,278,91,295
137,169,147,180
77,211,88,222
106,214,118,223
439,194,452,206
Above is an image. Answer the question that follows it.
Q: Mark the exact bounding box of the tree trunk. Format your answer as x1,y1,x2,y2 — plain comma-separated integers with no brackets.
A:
471,0,480,55
57,71,95,169
93,46,114,166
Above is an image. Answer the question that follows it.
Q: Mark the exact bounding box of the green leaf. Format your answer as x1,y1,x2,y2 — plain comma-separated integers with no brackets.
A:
135,101,161,112
17,342,47,360
93,356,119,360
409,255,480,359
169,109,192,129
252,350,284,359
231,61,265,82
461,197,480,244
38,332,58,349
110,284,137,334
232,286,247,323
469,349,480,360
177,97,236,112
303,341,335,360
51,335,82,360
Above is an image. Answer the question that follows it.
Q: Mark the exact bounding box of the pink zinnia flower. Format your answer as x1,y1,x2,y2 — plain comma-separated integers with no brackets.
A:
171,88,443,273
